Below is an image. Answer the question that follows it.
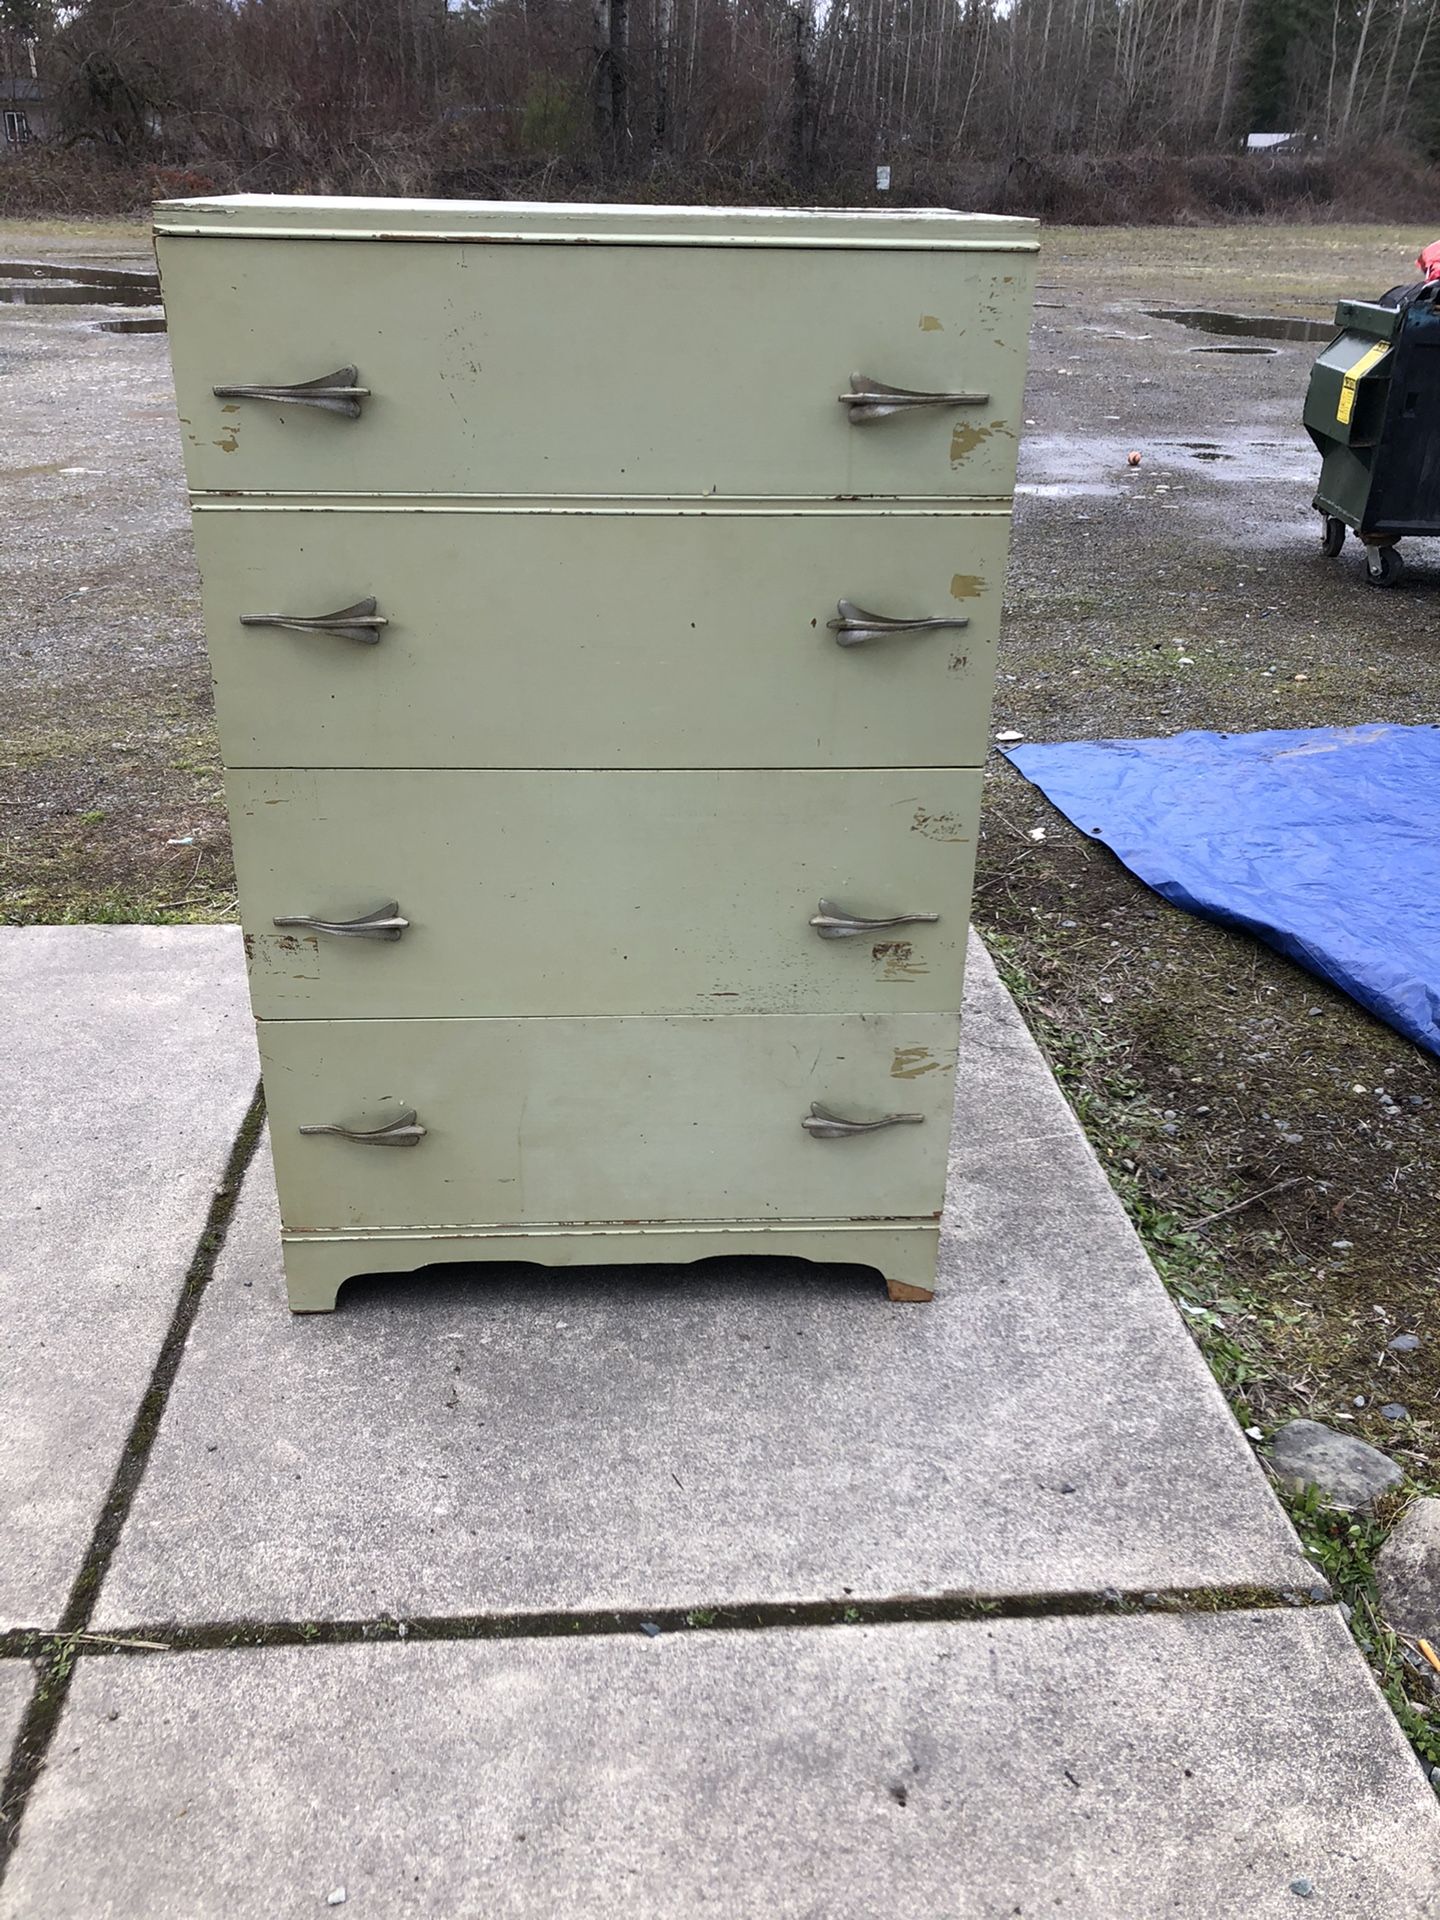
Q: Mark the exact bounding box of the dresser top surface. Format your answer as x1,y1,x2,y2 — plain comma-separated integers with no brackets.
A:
153,194,1038,249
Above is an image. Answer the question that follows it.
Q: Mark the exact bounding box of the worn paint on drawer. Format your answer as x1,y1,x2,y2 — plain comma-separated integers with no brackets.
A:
259,1011,960,1230
161,238,1034,498
193,506,1009,771
230,768,980,1019
156,197,1038,247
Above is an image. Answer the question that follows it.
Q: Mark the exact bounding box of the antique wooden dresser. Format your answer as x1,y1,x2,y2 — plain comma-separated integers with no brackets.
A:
156,196,1038,1310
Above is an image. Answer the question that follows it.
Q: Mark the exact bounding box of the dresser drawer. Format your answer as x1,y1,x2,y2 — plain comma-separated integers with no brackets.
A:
161,237,1033,499
194,507,1008,771
233,768,980,1019
260,1011,959,1230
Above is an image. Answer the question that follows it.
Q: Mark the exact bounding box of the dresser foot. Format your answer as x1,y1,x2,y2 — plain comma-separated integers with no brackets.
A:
885,1277,936,1304
285,1274,342,1314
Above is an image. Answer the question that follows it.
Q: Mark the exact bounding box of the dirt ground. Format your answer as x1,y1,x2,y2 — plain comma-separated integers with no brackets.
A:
2,216,1437,1477
986,224,1439,1492
0,218,229,924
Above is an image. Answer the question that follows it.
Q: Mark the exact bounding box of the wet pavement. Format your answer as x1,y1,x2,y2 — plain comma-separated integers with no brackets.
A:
1144,306,1337,343
0,258,165,330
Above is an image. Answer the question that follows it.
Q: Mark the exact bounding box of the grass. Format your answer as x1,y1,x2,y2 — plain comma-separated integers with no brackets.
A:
985,927,1300,1410
1043,222,1435,306
0,216,149,246
1,711,234,926
1287,1486,1440,1775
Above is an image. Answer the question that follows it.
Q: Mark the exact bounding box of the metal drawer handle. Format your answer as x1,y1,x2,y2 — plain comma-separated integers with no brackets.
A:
810,898,940,940
273,901,409,942
240,598,387,646
802,1102,925,1138
299,1108,427,1148
827,599,970,648
839,372,989,424
212,366,369,418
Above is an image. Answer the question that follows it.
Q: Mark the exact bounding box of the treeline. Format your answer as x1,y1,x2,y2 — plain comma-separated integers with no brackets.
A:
2,0,1439,218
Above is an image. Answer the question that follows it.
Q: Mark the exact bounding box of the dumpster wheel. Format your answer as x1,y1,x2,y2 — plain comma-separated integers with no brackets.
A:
1364,544,1405,588
1320,515,1347,557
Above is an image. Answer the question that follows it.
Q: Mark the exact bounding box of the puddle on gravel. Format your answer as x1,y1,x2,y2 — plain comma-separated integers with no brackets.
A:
0,281,159,308
1020,431,1317,496
1146,307,1334,343
0,259,162,323
0,258,158,292
1015,481,1115,500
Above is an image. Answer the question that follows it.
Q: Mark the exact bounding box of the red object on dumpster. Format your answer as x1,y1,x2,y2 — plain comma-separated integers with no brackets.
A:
1418,241,1440,282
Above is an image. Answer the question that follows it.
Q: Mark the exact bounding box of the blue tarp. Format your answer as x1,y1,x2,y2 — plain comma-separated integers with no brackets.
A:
1007,723,1440,1058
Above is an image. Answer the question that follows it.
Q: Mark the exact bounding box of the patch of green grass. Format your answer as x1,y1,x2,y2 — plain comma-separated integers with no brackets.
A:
1285,1486,1440,1773
0,215,150,245
30,1631,78,1703
2,887,234,928
1,675,230,927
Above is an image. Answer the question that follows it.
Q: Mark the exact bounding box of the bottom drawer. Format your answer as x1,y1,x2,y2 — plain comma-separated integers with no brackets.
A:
260,1012,959,1231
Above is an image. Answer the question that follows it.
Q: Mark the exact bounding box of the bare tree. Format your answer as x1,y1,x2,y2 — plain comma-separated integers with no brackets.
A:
11,0,1437,212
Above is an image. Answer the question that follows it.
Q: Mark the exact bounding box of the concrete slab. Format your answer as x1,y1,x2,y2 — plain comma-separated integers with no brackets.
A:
0,928,255,1628
97,941,1310,1626
7,1611,1439,1919
0,1661,35,1761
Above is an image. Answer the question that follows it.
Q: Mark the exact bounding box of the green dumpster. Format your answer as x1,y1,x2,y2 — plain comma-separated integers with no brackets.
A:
1305,257,1440,587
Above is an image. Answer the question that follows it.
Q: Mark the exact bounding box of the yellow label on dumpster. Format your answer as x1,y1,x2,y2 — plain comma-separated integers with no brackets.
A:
1337,340,1391,425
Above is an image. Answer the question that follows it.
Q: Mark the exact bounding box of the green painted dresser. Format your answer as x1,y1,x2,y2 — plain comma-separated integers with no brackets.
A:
155,195,1038,1310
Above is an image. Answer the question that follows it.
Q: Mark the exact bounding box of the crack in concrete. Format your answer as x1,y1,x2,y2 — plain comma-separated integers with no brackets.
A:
0,1580,1333,1668
0,1082,266,1882
0,1076,1335,1886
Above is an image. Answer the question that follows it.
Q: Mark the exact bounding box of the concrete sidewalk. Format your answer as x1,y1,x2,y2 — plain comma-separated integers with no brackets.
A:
0,928,254,1627
2,925,1438,1917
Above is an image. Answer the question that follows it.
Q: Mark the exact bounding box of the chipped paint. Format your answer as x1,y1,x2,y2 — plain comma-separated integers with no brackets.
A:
911,807,971,842
949,572,985,599
919,314,943,331
214,430,239,454
244,930,320,980
871,940,929,981
948,652,971,673
949,418,1011,464
890,1046,946,1079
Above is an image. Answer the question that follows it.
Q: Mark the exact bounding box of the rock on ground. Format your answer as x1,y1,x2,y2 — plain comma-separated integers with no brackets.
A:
1266,1420,1403,1511
1377,1497,1440,1642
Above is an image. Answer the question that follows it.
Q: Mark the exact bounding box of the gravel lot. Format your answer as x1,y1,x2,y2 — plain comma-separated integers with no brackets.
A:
1,219,224,922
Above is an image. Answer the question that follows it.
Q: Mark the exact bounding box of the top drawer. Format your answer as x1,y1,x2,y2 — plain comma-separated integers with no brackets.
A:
159,236,1035,501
